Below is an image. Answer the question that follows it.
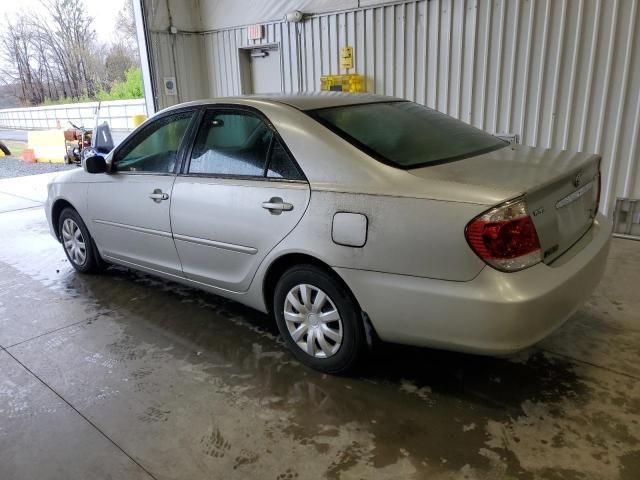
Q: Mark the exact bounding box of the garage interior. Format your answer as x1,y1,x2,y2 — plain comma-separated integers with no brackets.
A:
2,0,640,479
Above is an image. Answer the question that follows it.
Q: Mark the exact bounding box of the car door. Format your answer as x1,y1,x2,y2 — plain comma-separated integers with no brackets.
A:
88,109,197,276
170,107,310,292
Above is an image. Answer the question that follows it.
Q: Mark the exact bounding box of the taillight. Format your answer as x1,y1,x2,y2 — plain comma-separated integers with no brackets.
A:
465,198,542,272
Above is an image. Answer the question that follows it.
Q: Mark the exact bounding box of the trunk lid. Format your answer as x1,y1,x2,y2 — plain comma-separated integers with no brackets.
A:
409,145,601,263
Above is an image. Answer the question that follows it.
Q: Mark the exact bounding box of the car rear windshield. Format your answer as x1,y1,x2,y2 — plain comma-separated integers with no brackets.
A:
309,101,507,169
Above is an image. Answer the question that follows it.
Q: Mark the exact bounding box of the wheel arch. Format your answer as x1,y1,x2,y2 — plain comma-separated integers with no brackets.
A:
51,198,77,241
262,252,362,316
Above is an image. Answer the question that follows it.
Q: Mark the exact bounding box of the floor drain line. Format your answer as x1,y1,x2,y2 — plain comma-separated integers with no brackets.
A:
3,349,159,480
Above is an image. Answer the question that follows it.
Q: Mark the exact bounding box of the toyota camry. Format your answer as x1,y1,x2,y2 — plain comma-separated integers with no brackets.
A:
45,93,612,373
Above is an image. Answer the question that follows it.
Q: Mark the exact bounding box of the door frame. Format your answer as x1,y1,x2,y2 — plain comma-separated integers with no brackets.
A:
237,43,284,95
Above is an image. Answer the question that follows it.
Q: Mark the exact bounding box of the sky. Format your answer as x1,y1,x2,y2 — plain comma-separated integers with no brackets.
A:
0,0,126,44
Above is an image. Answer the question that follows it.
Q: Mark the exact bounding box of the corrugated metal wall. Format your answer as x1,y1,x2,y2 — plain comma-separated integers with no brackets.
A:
149,32,208,108
201,0,640,214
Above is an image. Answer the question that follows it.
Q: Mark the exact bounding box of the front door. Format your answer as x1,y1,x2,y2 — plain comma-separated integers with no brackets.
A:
88,110,196,276
170,108,310,292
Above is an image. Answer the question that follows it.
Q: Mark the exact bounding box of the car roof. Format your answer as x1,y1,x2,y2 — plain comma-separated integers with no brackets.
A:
167,92,401,113
251,92,400,110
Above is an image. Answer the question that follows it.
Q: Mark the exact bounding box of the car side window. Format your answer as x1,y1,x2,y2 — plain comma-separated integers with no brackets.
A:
266,138,304,180
188,110,272,176
115,111,193,173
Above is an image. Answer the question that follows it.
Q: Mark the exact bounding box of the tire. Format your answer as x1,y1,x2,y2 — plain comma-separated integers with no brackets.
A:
58,207,101,273
273,264,366,374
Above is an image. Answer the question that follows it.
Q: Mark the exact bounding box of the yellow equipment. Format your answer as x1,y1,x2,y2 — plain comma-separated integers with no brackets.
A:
320,74,365,93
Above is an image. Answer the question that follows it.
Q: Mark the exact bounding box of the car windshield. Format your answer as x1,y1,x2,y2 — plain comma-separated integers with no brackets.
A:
309,101,507,169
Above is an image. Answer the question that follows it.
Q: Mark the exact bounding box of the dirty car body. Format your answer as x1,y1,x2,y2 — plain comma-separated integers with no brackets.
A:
45,93,612,373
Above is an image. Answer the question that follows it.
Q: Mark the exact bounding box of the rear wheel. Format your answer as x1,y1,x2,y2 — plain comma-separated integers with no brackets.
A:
274,264,366,374
58,208,101,273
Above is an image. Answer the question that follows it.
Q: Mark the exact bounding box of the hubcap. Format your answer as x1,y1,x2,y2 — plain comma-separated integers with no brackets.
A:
283,284,343,358
61,218,87,266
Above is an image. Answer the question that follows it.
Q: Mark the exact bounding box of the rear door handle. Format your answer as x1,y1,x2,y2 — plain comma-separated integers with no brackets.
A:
149,189,169,202
262,197,293,214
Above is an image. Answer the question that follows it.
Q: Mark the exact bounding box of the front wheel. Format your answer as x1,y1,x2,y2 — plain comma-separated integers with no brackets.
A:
58,208,101,273
273,264,366,374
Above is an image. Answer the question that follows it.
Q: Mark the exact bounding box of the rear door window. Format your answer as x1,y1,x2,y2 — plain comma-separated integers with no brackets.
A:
188,110,272,176
187,109,305,181
266,138,304,180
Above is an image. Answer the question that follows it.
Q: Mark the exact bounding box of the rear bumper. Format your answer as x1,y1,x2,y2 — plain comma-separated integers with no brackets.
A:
335,213,612,355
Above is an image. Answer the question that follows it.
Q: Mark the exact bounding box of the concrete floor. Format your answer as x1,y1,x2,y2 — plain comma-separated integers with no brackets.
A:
1,174,639,480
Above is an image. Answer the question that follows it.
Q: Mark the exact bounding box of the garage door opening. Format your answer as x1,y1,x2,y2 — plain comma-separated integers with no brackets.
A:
239,45,283,94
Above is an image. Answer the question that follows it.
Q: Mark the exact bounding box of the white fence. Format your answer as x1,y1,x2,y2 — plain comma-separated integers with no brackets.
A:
0,99,147,130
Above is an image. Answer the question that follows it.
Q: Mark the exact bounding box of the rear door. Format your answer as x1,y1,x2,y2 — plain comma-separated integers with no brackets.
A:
170,107,310,292
88,109,197,276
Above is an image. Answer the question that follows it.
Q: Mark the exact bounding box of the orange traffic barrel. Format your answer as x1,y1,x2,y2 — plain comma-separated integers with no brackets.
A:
22,149,36,163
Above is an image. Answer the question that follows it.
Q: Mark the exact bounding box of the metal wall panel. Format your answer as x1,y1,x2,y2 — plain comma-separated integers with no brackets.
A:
201,0,640,214
150,32,208,109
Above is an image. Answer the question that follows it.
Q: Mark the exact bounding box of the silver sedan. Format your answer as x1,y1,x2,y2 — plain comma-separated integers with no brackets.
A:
45,93,612,373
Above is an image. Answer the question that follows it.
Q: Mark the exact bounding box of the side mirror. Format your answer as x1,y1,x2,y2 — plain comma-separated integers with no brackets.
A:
84,155,108,174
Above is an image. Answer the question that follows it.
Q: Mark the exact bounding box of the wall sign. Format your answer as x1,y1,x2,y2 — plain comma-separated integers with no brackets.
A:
163,77,177,96
248,25,264,40
340,46,354,69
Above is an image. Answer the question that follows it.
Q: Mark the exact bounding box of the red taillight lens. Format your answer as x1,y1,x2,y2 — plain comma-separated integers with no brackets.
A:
467,216,540,258
465,199,542,272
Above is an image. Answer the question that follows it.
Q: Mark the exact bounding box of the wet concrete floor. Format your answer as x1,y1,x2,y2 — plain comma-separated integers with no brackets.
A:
0,178,639,479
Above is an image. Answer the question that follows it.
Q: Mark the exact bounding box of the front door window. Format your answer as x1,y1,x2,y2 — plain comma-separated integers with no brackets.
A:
115,111,194,173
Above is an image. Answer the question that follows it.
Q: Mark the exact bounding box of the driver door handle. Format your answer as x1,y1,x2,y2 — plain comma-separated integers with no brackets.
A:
149,189,169,202
262,197,293,214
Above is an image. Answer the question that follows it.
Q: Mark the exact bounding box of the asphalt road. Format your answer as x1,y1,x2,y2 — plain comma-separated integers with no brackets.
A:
0,129,27,142
0,157,76,178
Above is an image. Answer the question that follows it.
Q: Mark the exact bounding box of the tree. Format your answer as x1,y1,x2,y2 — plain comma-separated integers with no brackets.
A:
104,43,136,86
98,67,143,100
115,0,138,56
0,16,42,104
0,0,141,106
42,0,97,97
